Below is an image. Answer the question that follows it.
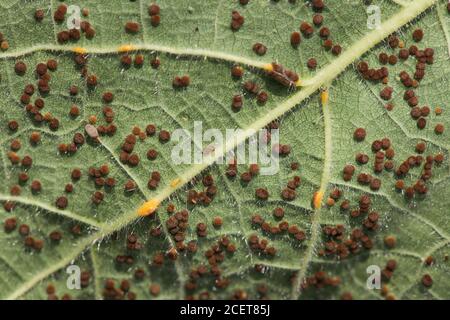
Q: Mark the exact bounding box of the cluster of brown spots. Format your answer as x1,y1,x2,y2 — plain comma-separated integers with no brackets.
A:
72,53,89,79
102,279,137,300
232,79,269,109
115,253,135,267
148,4,161,27
58,132,86,156
239,163,259,183
53,4,67,23
381,31,441,131
126,234,142,251
56,5,95,42
291,2,342,58
251,212,306,242
24,234,44,252
146,171,159,190
231,11,244,31
281,175,300,201
342,164,355,181
119,131,144,167
300,22,313,38
362,211,380,231
300,271,341,290
186,174,218,206
350,194,371,218
319,225,374,260
45,285,73,300
357,61,389,84
325,188,342,207
248,234,276,256
395,153,444,200
57,29,80,43
381,259,397,282
266,62,299,88
19,60,66,131
320,226,353,259
243,81,259,95
186,236,236,293
166,208,190,251
0,32,9,51
319,194,380,254
80,21,96,39
348,135,396,189
323,225,345,240
87,164,115,204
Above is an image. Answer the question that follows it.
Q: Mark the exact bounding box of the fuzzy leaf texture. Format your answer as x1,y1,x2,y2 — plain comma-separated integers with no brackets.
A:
0,0,449,300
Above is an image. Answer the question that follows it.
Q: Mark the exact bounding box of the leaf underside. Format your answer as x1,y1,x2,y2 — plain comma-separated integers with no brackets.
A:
0,0,449,300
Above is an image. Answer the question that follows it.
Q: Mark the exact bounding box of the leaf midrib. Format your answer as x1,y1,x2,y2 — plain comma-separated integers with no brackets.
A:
5,0,438,299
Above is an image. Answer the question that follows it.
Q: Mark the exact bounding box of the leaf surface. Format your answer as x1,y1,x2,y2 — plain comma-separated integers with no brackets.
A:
0,0,448,300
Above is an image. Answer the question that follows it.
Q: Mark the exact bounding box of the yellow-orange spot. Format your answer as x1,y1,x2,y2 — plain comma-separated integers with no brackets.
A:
72,47,87,54
398,40,405,48
313,191,324,209
435,107,442,115
137,198,160,217
321,89,329,105
263,63,273,72
118,44,135,53
295,79,302,87
170,178,181,188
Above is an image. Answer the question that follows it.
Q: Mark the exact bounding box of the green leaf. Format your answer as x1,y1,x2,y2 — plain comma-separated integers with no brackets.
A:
0,0,449,300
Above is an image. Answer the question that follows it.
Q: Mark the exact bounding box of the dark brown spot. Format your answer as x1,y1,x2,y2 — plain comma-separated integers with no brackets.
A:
55,196,68,209
15,61,27,75
125,22,140,33
252,43,267,56
412,29,424,42
290,32,301,48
